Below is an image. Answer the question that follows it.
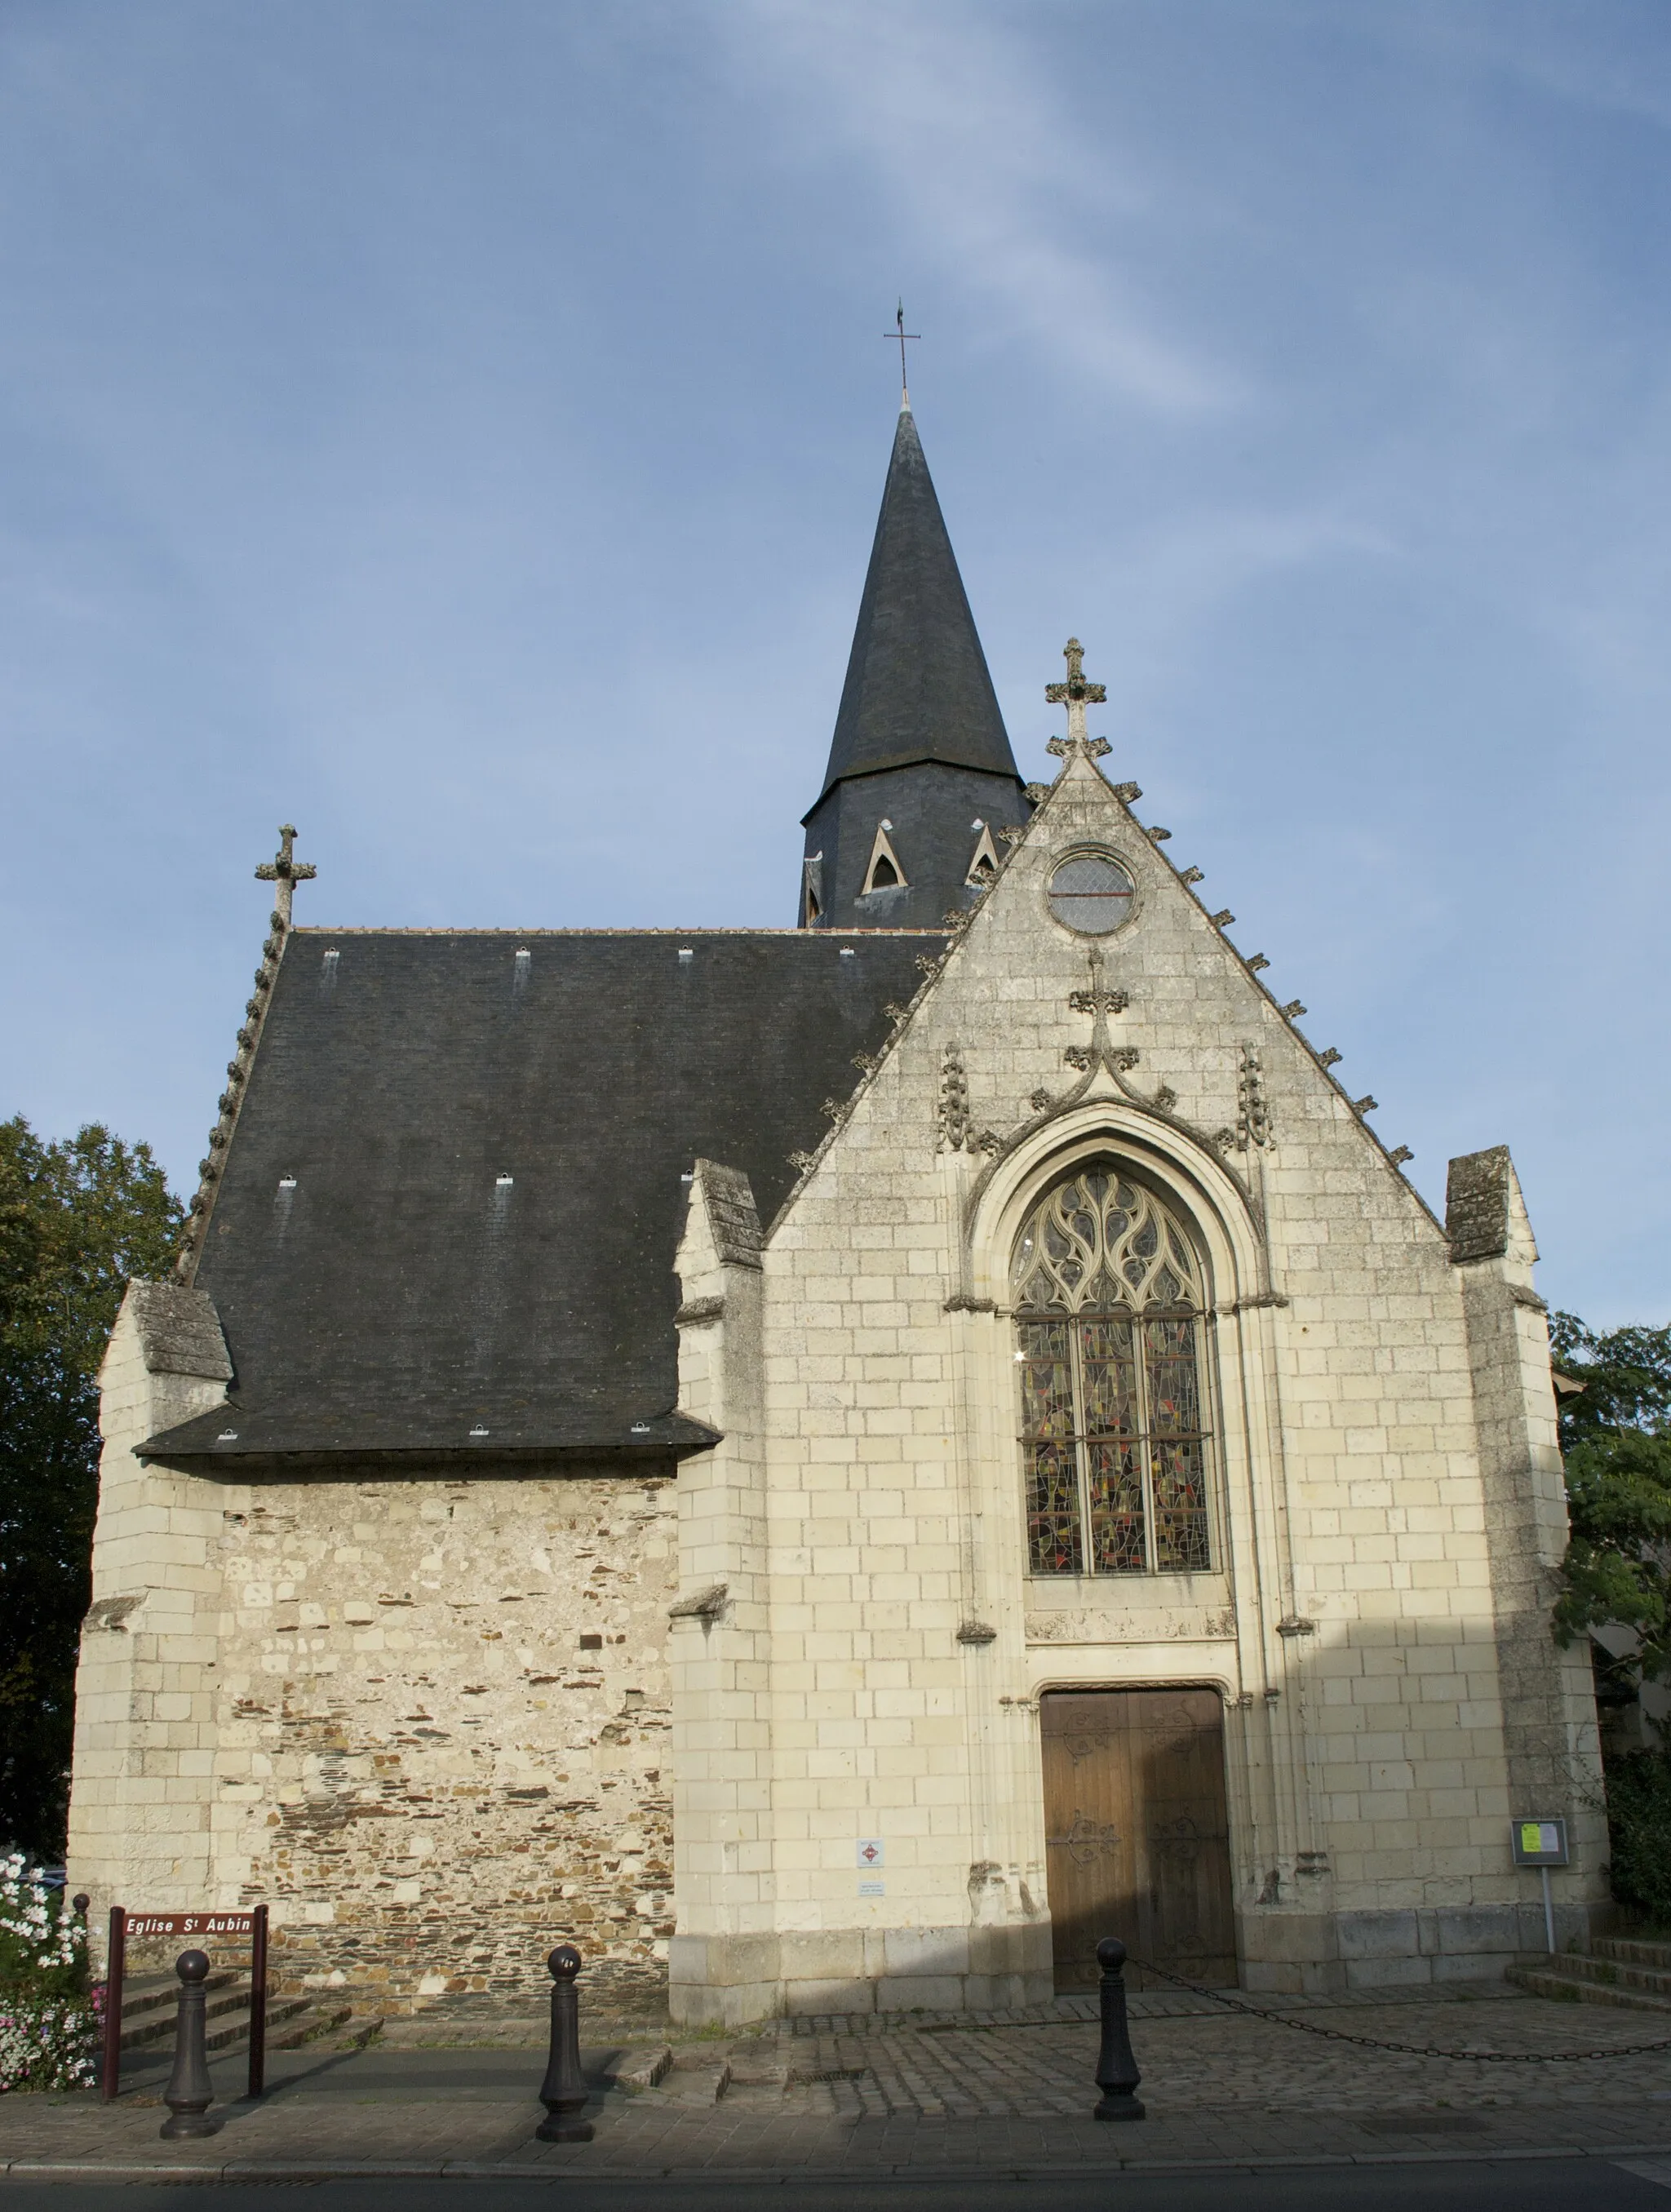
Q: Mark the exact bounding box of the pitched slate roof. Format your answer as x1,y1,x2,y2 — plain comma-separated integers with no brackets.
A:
144,926,940,1469
811,406,1020,807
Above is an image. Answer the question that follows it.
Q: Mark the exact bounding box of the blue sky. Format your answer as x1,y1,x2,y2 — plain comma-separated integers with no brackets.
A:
2,1,1667,1323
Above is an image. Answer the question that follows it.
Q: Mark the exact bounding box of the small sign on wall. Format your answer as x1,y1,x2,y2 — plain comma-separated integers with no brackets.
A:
856,1839,885,1868
1510,1819,1568,1868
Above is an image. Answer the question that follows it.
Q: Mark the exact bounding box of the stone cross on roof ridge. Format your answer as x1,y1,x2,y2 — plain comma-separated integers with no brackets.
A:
255,822,317,928
1045,636,1107,752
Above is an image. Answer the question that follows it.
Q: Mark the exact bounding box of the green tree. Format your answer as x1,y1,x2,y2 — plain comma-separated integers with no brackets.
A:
1541,1314,1671,1922
1549,1310,1671,1687
0,1119,183,1860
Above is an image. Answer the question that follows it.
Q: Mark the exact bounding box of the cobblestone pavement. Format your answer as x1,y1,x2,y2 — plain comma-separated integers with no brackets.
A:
7,1988,1671,2179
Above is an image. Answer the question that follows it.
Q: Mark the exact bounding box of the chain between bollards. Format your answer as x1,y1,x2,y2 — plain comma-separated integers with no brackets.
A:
1093,1935,1145,2121
160,1950,217,2139
536,1944,595,2142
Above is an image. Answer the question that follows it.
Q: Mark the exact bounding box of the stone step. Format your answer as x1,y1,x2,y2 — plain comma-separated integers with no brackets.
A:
119,1989,323,2055
1596,1936,1671,1973
1507,1963,1671,2013
119,1979,286,2049
1527,1948,1671,1999
610,2046,672,2095
118,1968,242,2022
725,2050,789,2093
264,2000,360,2052
664,2049,732,2105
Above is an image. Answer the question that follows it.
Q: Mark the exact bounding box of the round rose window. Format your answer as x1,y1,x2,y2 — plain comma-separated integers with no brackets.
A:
1048,852,1135,935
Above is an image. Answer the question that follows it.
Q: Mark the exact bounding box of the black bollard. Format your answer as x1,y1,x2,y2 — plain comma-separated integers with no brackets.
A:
536,1944,594,2143
1093,1936,1146,2122
160,1950,218,2139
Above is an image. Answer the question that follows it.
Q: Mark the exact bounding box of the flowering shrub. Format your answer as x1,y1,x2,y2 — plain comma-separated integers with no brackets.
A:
0,1855,99,2092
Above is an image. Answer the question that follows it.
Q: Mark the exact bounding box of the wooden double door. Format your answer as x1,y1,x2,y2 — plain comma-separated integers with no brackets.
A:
1041,1687,1237,1992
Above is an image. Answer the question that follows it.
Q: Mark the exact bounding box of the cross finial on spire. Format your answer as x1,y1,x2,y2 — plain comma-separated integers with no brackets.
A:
255,822,317,929
884,298,920,409
1044,636,1108,751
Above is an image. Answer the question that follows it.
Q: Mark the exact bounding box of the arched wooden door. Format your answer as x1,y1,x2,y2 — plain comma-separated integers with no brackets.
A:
1040,1687,1236,1992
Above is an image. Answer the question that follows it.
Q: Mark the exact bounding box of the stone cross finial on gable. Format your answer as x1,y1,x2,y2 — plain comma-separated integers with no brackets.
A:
1045,637,1110,756
255,823,317,928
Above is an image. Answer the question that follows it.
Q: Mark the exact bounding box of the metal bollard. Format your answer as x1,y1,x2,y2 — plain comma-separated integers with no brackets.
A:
160,1950,218,2139
535,1944,595,2143
1093,1936,1146,2122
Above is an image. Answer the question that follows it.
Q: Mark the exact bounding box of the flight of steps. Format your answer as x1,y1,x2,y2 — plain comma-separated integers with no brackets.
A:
117,1967,369,2059
1509,1936,1671,2013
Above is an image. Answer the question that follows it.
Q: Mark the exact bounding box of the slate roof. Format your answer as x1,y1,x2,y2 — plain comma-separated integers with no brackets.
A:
811,405,1020,808
144,926,940,1471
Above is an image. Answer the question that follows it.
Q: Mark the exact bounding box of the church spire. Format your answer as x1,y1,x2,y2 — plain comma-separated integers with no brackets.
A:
799,405,1026,930
813,406,1018,805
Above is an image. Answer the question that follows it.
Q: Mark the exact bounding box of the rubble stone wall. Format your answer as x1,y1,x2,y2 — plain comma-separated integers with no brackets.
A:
210,1471,676,2015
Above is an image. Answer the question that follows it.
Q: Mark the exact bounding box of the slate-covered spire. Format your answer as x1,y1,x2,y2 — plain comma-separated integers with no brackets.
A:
800,404,1027,931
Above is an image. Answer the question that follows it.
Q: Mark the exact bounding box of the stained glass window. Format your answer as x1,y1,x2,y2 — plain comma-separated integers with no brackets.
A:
1013,1167,1213,1576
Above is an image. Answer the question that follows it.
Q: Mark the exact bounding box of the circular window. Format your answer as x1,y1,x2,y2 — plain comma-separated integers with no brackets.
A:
1048,852,1135,935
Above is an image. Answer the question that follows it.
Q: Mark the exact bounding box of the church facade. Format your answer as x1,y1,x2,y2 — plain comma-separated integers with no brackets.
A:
68,401,1605,2022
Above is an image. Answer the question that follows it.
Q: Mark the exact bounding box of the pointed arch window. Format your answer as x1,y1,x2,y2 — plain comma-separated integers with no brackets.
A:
967,822,999,882
1013,1164,1213,1576
862,823,907,895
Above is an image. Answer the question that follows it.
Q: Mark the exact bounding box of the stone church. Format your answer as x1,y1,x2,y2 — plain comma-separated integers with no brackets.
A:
69,396,1604,2023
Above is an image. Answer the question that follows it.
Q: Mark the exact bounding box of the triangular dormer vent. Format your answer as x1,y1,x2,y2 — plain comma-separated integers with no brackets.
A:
967,822,999,882
862,823,907,895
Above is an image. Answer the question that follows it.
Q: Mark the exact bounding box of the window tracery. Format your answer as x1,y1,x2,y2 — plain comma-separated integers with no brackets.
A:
1013,1164,1213,1577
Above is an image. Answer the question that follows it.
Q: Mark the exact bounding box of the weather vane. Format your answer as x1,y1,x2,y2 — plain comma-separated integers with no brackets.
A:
884,299,920,406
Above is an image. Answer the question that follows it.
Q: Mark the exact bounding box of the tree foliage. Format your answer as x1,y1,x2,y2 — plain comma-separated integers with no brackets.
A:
0,1119,183,1860
1549,1310,1671,1683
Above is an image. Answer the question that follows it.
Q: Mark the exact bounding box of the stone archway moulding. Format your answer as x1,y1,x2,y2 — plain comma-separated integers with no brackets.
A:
964,1099,1266,1316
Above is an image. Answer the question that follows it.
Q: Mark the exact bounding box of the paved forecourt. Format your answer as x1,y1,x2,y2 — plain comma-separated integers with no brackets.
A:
8,1988,1671,2179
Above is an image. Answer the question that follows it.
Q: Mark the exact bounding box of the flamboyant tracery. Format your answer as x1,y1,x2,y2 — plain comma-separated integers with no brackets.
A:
1013,1164,1213,1576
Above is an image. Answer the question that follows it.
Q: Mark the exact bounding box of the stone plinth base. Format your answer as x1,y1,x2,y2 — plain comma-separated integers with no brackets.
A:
669,1922,1054,2026
1237,1901,1608,1995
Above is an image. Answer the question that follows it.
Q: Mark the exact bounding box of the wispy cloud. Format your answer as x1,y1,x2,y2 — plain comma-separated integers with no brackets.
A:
711,0,1243,415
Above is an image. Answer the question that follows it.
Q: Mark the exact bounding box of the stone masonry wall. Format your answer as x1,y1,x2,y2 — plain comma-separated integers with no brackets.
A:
684,739,1605,2010
209,1473,676,2015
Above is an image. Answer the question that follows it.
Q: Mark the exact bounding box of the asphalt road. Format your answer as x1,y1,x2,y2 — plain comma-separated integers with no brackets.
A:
7,2163,1671,2212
